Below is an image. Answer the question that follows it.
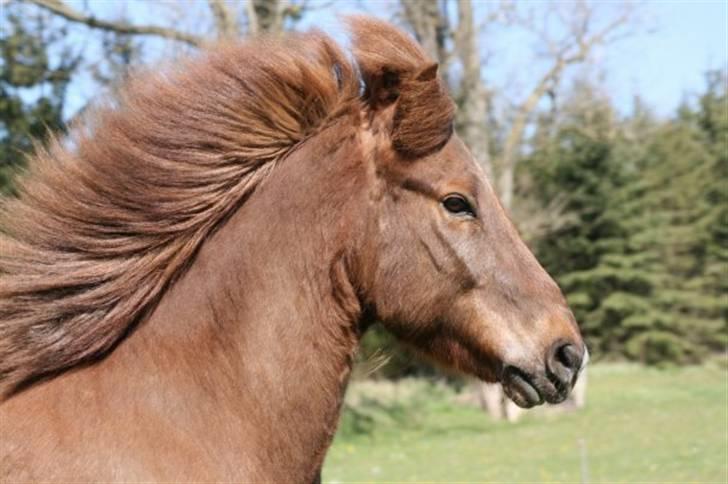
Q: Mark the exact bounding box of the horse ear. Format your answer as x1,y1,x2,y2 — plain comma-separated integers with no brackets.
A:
347,15,424,110
347,16,455,158
361,67,403,110
391,63,455,158
416,62,439,82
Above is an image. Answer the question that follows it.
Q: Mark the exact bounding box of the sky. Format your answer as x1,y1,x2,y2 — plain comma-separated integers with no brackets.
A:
600,0,726,115
34,0,728,119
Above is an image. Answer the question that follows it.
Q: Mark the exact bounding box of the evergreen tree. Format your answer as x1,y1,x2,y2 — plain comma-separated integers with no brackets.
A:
533,76,727,364
524,83,628,350
0,6,79,194
691,71,728,347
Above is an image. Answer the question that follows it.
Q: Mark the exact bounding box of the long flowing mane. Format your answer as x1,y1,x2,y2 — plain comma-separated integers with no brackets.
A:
0,30,363,396
0,18,452,397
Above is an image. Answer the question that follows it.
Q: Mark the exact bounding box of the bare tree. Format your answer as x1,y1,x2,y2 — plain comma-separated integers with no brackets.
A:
23,0,207,46
23,0,307,46
495,1,634,210
454,0,493,177
399,0,633,209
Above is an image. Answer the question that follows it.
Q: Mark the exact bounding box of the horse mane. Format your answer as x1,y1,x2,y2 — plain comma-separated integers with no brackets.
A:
0,17,454,397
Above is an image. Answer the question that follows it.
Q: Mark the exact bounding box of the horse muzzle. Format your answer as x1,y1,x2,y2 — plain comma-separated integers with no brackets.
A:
501,342,588,408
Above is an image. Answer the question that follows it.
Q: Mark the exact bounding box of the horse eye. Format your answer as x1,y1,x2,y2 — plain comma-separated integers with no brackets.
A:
442,195,475,217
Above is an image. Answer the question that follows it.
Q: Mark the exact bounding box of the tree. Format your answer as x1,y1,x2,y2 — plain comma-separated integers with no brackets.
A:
24,0,309,45
610,73,728,364
0,4,79,194
495,1,634,211
694,70,728,332
534,74,727,365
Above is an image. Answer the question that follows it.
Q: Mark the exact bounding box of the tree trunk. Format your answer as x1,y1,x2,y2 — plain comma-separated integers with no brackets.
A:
249,0,288,35
455,0,492,177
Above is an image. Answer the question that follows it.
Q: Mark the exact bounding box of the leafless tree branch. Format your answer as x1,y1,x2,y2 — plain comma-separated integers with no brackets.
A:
24,0,205,47
496,1,634,209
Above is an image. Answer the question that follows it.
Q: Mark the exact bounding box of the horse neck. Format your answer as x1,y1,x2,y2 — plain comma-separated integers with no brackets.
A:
108,126,367,478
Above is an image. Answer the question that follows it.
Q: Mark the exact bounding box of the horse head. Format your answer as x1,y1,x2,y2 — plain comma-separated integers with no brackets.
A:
349,17,586,407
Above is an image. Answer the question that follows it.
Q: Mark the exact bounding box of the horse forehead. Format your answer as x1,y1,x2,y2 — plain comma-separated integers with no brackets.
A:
443,136,482,173
415,136,483,186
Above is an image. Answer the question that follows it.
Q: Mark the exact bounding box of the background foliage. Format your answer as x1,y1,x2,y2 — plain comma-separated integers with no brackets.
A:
0,4,79,194
524,74,727,365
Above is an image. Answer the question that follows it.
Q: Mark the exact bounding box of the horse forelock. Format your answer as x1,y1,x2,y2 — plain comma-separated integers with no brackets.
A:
0,18,455,397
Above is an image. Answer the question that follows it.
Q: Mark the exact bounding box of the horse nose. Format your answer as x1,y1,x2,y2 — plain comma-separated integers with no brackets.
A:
546,342,583,391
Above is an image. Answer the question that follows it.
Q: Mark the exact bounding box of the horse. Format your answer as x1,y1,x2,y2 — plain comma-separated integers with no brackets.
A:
0,17,586,482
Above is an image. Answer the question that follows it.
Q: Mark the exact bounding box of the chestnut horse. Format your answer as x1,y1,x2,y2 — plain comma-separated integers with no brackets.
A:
0,17,586,482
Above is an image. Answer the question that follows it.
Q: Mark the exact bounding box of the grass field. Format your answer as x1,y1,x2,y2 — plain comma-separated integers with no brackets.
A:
323,364,728,483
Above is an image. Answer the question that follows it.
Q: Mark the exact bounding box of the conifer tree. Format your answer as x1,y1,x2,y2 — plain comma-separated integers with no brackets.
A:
525,84,627,352
534,76,727,364
0,6,79,194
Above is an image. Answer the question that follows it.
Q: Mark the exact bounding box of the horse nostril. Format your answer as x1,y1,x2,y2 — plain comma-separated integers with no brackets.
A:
547,342,583,390
556,343,582,373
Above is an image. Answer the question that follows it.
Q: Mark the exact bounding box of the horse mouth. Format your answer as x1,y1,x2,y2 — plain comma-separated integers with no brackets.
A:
501,365,573,408
501,366,542,408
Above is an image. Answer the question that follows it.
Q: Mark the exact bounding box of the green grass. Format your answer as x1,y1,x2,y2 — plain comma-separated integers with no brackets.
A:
323,364,728,483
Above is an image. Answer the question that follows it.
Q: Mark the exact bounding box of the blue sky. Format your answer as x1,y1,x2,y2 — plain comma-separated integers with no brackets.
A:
601,0,726,115
52,0,728,119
